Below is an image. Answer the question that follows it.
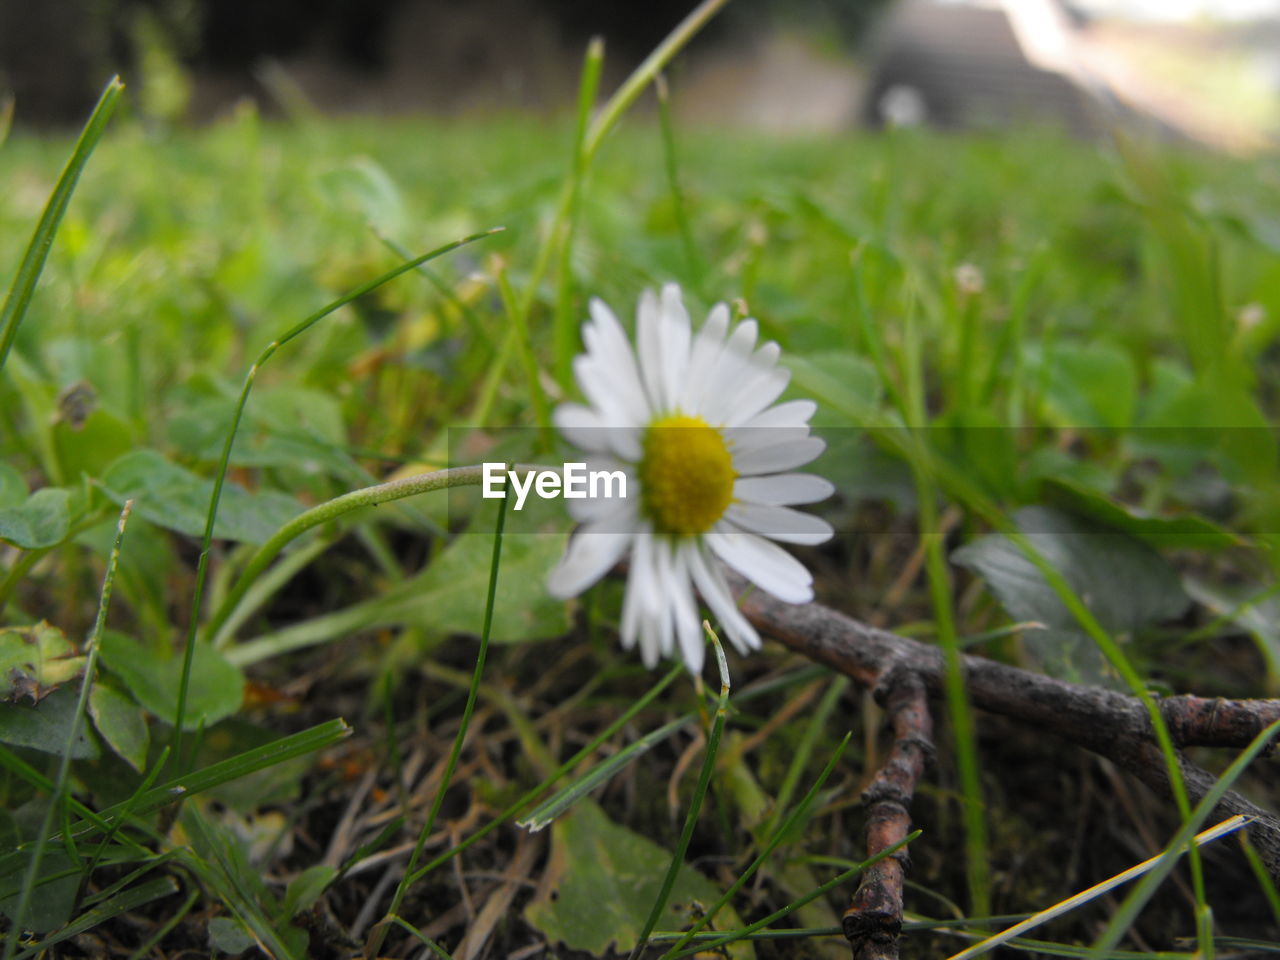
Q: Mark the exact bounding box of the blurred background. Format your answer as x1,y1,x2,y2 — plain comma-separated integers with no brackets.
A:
2,0,1279,149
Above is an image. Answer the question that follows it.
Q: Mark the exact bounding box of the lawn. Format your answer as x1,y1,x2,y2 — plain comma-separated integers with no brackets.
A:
2,51,1280,960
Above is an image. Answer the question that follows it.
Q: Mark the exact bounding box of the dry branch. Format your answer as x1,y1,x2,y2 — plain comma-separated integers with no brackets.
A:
844,668,932,960
732,578,1280,957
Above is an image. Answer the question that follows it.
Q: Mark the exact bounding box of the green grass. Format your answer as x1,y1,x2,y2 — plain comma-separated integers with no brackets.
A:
2,54,1280,959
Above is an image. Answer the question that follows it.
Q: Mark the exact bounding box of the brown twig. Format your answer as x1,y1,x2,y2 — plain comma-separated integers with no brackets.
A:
845,668,933,960
731,578,1280,956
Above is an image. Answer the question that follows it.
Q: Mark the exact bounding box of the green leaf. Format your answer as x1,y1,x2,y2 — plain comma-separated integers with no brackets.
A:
0,487,71,549
100,449,303,545
181,805,308,960
1041,476,1242,549
99,632,243,731
279,864,336,919
0,623,85,702
523,799,747,956
0,848,78,933
1021,447,1117,499
167,387,355,481
1132,375,1276,486
53,407,138,482
1184,578,1280,681
932,408,1020,501
0,464,27,508
208,916,257,955
953,506,1189,634
0,719,353,899
88,679,150,771
952,506,1189,683
1032,340,1137,428
314,157,409,236
783,351,881,419
0,687,98,758
342,506,569,644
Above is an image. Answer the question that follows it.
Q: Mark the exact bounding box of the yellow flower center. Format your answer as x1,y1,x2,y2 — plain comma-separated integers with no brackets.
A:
640,414,736,536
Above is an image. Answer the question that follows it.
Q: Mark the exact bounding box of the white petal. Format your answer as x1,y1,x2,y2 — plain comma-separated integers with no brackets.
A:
724,423,810,457
658,284,692,414
706,530,813,604
621,530,657,655
639,538,671,667
636,288,667,412
734,473,835,506
566,482,636,525
664,541,704,674
721,344,792,428
681,303,730,412
574,355,645,430
552,404,613,453
741,399,817,431
586,299,651,422
724,503,834,545
699,320,760,424
640,609,663,668
687,543,760,655
547,530,633,597
733,436,827,475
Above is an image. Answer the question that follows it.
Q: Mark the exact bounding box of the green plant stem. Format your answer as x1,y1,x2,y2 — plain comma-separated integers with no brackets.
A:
169,226,501,763
0,78,123,376
386,915,455,959
582,0,731,163
766,676,849,837
661,732,852,958
655,73,702,288
552,36,605,388
4,501,130,960
1239,831,1280,925
490,0,730,416
1088,720,1280,959
630,625,730,960
401,663,683,887
123,885,199,960
494,262,552,444
206,465,486,645
899,285,990,917
210,536,333,648
369,490,509,957
666,832,921,960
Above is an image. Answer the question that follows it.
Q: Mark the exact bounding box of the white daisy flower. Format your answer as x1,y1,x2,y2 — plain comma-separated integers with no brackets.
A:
547,283,835,674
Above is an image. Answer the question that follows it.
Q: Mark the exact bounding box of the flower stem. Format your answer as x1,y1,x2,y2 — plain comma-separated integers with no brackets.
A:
367,489,510,958
207,465,491,646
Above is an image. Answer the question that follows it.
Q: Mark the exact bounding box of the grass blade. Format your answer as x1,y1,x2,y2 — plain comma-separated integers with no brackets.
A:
4,500,131,960
630,624,730,960
655,73,702,289
552,36,606,387
0,76,123,376
665,830,922,959
1089,717,1280,958
369,488,510,956
519,716,690,831
171,227,503,757
14,876,178,960
402,662,685,886
661,731,853,958
948,815,1250,960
